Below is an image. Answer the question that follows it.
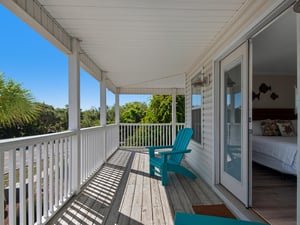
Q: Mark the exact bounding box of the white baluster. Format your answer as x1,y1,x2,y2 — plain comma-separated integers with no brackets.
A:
64,139,68,200
59,140,63,204
36,144,42,224
9,149,16,225
49,141,54,214
43,142,49,219
19,147,26,225
54,140,59,208
28,146,34,225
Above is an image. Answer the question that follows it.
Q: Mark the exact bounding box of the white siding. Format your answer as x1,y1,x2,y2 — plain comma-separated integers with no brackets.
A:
186,68,214,184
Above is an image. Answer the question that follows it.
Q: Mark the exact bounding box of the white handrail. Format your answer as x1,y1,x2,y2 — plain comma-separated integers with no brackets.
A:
119,123,185,147
0,131,75,225
0,122,178,225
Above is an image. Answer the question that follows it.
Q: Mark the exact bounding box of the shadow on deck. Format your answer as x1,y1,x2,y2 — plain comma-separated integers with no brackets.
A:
48,148,222,225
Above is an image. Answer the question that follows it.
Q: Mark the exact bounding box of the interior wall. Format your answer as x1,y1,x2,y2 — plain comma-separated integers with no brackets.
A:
253,75,296,108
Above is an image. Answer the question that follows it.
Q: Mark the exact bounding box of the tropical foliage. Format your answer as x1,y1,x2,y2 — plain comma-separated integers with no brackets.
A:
143,95,185,123
0,73,185,139
0,73,40,129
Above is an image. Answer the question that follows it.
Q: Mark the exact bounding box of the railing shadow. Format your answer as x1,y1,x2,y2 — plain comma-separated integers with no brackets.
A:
48,149,143,225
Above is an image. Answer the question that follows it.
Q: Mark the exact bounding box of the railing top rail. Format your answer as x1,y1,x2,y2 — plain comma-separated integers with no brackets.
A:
0,130,76,152
106,124,119,128
80,126,102,132
80,124,118,132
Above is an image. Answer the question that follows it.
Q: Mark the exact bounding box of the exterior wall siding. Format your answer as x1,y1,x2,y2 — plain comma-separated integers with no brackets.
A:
186,70,214,184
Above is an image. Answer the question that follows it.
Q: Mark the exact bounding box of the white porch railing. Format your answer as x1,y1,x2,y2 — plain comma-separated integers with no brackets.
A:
0,131,75,225
0,124,119,225
119,123,185,147
105,124,119,159
0,123,181,224
80,126,105,185
80,124,119,185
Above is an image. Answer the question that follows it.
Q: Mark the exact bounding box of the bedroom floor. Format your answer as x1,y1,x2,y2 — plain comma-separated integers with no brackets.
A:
252,163,296,225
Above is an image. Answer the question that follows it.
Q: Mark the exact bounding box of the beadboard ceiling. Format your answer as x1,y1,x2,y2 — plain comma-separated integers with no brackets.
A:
38,0,248,89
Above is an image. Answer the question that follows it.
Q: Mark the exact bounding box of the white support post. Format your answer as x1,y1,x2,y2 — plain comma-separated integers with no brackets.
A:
100,78,107,126
100,77,107,159
69,38,81,194
172,89,177,143
115,90,120,124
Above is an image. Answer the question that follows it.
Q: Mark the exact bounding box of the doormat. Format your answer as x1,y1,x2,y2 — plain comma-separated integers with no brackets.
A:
192,204,236,219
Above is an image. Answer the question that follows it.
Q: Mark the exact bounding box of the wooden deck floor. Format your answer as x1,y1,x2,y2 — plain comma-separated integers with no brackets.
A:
48,148,222,225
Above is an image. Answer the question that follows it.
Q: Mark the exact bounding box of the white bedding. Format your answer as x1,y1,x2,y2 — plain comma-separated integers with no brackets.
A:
252,136,297,175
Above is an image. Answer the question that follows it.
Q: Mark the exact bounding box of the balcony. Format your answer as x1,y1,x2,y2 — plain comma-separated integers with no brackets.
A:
0,123,220,225
49,148,221,225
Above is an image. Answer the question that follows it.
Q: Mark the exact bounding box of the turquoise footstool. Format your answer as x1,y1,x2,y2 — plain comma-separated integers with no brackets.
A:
174,213,267,225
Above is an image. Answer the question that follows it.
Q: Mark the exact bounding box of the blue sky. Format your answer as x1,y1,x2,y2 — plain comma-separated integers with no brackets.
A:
0,5,150,110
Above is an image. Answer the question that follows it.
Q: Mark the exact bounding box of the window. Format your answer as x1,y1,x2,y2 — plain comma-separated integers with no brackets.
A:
191,76,203,144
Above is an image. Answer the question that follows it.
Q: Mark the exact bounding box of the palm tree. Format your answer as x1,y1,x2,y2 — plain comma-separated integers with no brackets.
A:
0,72,39,128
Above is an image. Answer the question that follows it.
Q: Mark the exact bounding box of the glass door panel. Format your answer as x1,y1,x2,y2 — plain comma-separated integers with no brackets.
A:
220,41,249,206
224,63,242,181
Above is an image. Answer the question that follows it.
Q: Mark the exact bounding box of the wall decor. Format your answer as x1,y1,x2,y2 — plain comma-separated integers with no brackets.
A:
270,92,279,100
253,81,280,102
253,75,295,108
252,92,260,100
259,83,272,94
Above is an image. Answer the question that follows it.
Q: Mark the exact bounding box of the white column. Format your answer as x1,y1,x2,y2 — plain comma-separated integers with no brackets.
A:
100,78,107,126
115,90,120,124
172,89,177,143
69,38,81,194
100,77,107,160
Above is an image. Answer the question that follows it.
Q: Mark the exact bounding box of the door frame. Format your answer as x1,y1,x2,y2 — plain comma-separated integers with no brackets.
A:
212,0,295,214
219,41,249,206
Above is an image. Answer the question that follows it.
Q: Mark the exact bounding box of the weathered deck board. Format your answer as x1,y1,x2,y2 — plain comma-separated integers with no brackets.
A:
48,148,223,225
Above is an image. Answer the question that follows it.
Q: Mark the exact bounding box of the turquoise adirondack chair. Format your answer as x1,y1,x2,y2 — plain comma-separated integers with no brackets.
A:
175,213,268,225
148,128,196,186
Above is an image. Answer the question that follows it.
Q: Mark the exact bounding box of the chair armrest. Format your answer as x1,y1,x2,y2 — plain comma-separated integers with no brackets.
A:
159,149,191,156
160,149,191,163
147,145,173,158
146,145,173,150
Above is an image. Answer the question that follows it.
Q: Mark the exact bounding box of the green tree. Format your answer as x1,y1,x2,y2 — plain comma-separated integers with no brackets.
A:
0,73,39,128
81,107,100,128
0,103,68,139
175,95,185,123
55,106,68,130
120,102,147,123
143,95,185,123
107,106,115,124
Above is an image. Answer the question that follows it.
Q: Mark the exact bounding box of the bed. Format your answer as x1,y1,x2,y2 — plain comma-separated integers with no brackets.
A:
252,108,297,176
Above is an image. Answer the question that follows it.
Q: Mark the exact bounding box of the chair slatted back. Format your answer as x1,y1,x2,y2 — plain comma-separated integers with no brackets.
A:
169,128,193,164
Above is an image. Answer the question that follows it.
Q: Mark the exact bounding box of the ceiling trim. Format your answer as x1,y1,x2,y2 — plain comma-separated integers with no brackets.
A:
119,88,184,95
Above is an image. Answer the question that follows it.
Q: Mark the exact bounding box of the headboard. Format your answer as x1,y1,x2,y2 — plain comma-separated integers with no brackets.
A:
252,108,297,120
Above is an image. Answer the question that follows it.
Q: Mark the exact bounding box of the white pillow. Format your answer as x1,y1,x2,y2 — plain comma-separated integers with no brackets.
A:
252,120,263,136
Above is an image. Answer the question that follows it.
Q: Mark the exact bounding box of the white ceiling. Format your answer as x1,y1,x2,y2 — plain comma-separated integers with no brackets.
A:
39,0,248,89
253,8,297,76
